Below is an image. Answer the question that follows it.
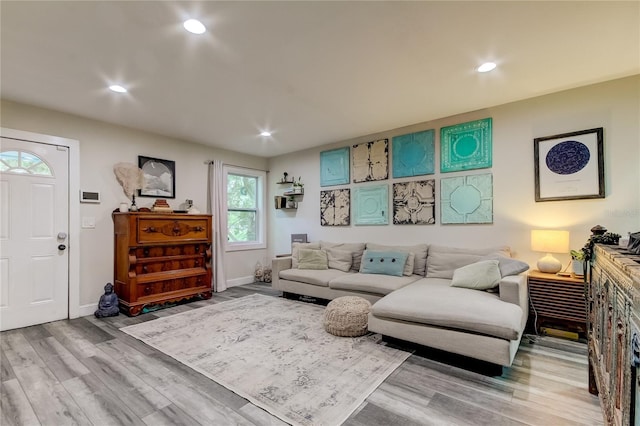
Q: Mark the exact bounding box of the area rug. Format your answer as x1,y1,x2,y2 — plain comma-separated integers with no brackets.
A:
120,294,410,426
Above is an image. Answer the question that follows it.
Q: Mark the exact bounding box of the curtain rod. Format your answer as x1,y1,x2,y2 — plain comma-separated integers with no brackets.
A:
204,160,269,173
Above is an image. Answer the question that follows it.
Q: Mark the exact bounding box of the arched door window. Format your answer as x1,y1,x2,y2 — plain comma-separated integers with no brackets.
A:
0,150,53,176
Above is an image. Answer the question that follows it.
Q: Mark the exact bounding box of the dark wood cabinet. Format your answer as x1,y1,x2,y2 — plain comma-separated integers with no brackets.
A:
588,244,640,426
113,212,213,316
527,270,587,335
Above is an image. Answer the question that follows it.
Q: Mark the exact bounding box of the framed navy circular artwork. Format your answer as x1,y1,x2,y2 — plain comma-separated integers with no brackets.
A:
545,140,591,175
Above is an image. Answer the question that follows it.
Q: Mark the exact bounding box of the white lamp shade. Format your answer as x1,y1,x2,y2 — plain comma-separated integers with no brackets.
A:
531,230,570,254
531,229,570,273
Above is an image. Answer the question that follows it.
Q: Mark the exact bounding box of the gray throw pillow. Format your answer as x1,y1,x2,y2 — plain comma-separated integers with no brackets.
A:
481,254,530,277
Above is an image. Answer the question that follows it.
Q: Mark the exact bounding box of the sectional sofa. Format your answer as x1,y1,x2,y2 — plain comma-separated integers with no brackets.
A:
271,241,530,367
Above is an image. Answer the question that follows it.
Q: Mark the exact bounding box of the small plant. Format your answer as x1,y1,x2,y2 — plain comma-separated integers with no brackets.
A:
582,232,622,261
570,249,585,260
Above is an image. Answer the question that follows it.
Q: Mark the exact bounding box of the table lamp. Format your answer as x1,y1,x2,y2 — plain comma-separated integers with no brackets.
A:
531,229,570,273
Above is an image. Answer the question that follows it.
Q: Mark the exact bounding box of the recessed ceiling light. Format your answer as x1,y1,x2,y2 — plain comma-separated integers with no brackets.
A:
477,62,497,73
260,131,272,137
109,85,127,93
183,19,206,35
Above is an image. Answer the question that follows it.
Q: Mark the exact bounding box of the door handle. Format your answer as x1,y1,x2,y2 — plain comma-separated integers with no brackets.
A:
58,244,67,251
57,232,68,240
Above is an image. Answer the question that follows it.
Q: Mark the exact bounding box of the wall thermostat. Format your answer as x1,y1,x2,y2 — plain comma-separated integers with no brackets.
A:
80,190,101,203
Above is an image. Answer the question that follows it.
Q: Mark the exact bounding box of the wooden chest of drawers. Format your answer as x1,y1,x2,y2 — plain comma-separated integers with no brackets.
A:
113,212,213,316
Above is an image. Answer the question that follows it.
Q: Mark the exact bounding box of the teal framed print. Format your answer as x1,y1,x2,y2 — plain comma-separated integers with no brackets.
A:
320,147,350,187
353,184,388,225
352,139,388,183
392,129,435,178
440,118,492,173
441,173,493,224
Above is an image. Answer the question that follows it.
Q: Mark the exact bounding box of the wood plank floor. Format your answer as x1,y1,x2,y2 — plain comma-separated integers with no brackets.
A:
1,283,604,425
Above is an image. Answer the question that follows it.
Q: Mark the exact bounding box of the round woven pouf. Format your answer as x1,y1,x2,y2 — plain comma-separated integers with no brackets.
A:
323,296,371,337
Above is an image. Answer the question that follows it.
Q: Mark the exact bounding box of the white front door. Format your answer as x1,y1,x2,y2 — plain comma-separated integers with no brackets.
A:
0,137,69,331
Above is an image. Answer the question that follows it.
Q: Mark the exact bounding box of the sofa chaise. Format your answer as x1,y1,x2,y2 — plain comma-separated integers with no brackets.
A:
271,241,530,367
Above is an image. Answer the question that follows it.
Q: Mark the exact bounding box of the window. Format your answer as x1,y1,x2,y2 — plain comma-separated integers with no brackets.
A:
225,166,266,251
0,150,52,176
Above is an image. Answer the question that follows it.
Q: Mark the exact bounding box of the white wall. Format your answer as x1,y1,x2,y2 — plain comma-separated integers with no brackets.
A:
267,75,640,268
1,99,269,308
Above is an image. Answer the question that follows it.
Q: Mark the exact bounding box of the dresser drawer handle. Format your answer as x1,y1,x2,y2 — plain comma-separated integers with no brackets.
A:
143,227,157,233
193,226,204,232
195,246,200,253
143,248,150,256
195,260,200,267
144,286,151,294
142,266,148,273
172,223,181,235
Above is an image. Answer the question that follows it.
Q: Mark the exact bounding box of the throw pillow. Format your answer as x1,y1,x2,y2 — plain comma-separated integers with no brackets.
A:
403,252,416,276
366,243,428,276
360,250,409,277
297,248,328,270
481,254,530,277
325,247,352,272
292,242,320,268
450,260,501,290
320,241,366,272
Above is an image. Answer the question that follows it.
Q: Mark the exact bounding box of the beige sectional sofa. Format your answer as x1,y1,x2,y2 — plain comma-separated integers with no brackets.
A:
271,241,530,367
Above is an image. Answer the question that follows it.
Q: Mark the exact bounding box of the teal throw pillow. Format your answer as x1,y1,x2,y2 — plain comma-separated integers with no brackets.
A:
450,260,501,290
360,250,409,277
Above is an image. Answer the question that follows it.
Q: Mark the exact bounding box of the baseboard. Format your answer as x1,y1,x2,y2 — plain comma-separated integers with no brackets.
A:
78,303,98,318
226,276,255,288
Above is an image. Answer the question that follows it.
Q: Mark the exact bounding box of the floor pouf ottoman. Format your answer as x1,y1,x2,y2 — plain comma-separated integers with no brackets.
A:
323,296,371,337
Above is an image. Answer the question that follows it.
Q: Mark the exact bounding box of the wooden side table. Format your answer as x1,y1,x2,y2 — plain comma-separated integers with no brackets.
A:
527,270,587,335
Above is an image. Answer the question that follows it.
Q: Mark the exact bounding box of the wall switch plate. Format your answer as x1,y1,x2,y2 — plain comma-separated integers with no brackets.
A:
82,217,96,229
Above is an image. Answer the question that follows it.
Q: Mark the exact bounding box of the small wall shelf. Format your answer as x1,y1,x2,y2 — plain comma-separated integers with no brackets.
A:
275,176,303,210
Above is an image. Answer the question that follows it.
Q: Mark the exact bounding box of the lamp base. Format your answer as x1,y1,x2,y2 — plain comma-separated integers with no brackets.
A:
537,253,562,274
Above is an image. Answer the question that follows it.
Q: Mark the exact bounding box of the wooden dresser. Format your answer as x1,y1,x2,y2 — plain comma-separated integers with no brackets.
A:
588,244,640,425
112,212,213,316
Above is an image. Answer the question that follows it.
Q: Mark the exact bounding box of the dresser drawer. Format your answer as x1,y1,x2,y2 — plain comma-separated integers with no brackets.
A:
137,275,209,300
134,244,208,259
134,256,206,275
137,218,209,244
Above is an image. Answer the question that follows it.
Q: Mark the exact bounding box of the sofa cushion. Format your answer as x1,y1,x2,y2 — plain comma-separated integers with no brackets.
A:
426,245,511,279
360,250,409,277
371,278,523,340
366,243,428,276
292,242,321,268
279,268,351,287
480,254,530,277
329,273,420,295
320,241,366,272
325,247,352,272
298,248,328,270
450,260,501,290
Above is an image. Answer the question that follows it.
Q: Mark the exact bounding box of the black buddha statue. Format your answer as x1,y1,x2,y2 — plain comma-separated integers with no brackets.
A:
94,283,120,318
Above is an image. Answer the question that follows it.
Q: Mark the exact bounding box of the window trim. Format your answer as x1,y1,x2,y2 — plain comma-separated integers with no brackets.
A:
224,165,266,252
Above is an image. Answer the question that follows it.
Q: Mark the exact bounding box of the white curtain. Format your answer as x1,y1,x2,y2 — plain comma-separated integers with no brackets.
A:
207,160,227,292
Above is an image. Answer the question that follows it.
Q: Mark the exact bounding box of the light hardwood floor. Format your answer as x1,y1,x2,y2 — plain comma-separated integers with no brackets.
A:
1,283,604,425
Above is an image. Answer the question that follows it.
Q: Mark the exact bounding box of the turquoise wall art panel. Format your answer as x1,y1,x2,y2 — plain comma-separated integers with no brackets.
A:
320,189,350,226
392,129,435,178
320,147,350,187
352,139,388,183
393,179,436,225
440,118,492,173
353,184,388,225
440,173,493,224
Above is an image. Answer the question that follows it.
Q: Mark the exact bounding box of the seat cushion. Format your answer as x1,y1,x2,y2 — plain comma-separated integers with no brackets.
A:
279,268,352,287
371,278,523,340
329,273,421,296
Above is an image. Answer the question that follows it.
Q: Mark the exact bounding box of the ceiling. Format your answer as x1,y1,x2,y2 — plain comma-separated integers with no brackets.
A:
1,1,638,158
